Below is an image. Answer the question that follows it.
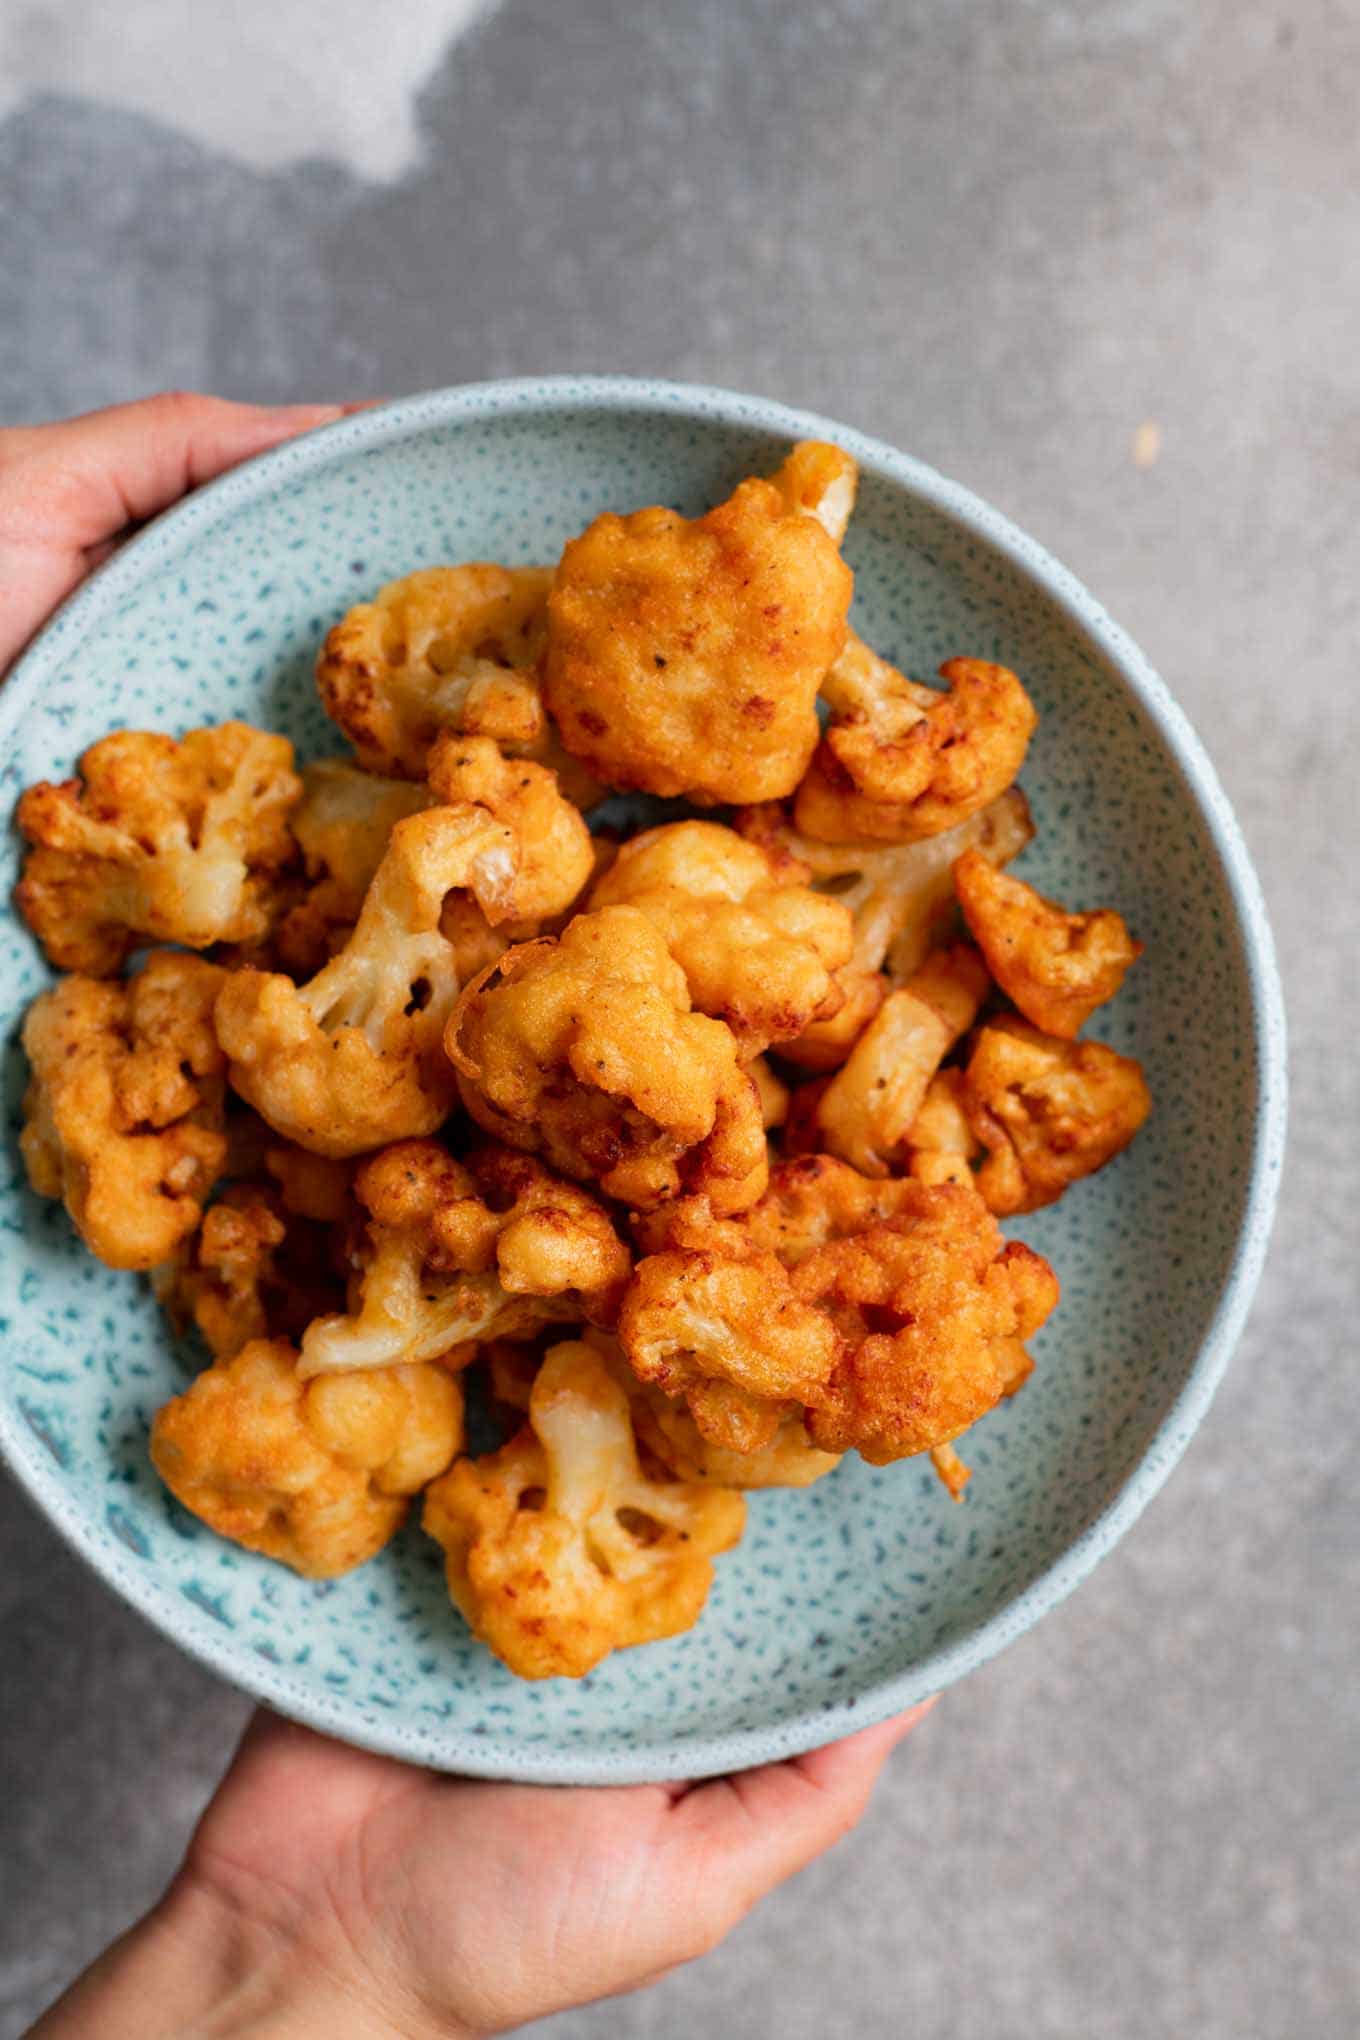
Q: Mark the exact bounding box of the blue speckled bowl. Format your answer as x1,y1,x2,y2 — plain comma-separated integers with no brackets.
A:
0,379,1286,1782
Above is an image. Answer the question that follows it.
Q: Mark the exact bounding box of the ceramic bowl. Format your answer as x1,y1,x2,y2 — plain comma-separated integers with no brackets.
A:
0,378,1286,1782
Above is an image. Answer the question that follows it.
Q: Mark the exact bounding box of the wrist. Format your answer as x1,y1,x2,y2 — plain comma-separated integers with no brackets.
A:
32,1867,474,2040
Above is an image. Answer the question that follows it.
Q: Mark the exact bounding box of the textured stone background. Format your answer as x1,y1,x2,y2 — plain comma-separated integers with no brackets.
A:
2,2,1357,2034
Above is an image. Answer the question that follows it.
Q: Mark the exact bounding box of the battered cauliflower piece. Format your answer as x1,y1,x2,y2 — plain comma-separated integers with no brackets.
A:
21,953,227,1270
619,1232,838,1454
16,723,300,975
542,458,853,804
813,944,991,1176
801,1182,1060,1465
299,1139,630,1378
769,439,859,543
953,849,1143,1038
902,1070,982,1190
151,1337,463,1578
962,1017,1152,1214
422,1338,745,1679
155,1177,348,1360
215,803,518,1156
736,790,1032,1068
317,564,551,774
426,733,595,924
747,1054,789,1130
447,906,769,1214
794,652,1037,844
607,1342,840,1489
588,819,853,1053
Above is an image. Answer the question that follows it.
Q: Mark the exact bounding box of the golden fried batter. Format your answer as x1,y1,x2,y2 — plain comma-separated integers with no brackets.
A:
588,819,853,1053
151,1337,463,1578
317,564,549,771
962,1016,1152,1213
299,1138,630,1378
953,848,1143,1038
447,906,769,1213
426,733,595,925
216,803,519,1157
155,1180,347,1360
16,723,300,975
21,953,227,1270
543,461,853,804
902,1069,982,1189
736,789,1032,1068
794,653,1037,844
422,1338,744,1678
811,944,991,1176
801,1181,1059,1464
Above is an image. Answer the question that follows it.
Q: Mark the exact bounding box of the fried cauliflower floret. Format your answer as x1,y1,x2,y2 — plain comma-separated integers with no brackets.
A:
317,564,551,773
16,723,301,975
769,439,859,543
299,1139,630,1379
422,1338,745,1679
953,849,1143,1038
448,906,769,1214
812,944,992,1176
20,953,227,1270
736,790,1032,1069
746,1054,789,1129
155,1180,348,1360
619,1233,838,1454
902,1070,982,1189
216,802,520,1157
151,1337,463,1578
801,1182,1059,1465
962,1017,1152,1214
599,1336,840,1489
426,732,595,924
543,460,853,805
587,819,853,1054
794,651,1037,845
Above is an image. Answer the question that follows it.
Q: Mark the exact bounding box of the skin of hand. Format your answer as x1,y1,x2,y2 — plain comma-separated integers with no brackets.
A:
33,1705,934,2038
0,392,362,673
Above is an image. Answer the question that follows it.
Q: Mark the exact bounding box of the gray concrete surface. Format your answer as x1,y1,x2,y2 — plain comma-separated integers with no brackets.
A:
2,1,1357,2034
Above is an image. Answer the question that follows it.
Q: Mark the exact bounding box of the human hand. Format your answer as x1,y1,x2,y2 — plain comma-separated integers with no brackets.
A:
0,392,357,673
35,1701,934,2037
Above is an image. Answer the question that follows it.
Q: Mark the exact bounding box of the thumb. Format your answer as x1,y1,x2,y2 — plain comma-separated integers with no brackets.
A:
0,392,355,670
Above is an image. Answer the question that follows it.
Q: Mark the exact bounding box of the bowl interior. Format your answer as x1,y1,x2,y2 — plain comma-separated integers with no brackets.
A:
0,387,1275,1780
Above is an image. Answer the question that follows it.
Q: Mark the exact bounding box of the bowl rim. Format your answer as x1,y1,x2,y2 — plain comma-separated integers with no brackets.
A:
0,374,1288,1783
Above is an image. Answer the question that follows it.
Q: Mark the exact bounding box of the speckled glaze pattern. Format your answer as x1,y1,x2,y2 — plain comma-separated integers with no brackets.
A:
0,379,1286,1784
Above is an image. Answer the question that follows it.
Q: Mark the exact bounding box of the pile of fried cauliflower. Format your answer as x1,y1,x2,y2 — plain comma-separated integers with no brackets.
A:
14,440,1150,1680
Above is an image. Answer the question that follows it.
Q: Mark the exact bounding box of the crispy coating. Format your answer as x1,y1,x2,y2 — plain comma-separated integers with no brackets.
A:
736,790,1032,1068
543,459,853,804
448,906,769,1214
21,954,227,1270
317,564,549,773
151,1337,463,1578
953,849,1143,1038
422,1338,745,1678
299,1139,630,1378
747,1053,789,1129
624,1166,1057,1468
795,653,1037,844
596,1331,839,1488
155,1181,348,1360
812,944,991,1176
16,723,300,975
216,803,520,1156
588,819,853,1053
619,1232,838,1454
902,1069,981,1190
426,733,595,924
801,1181,1059,1464
769,439,859,543
962,1016,1152,1213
